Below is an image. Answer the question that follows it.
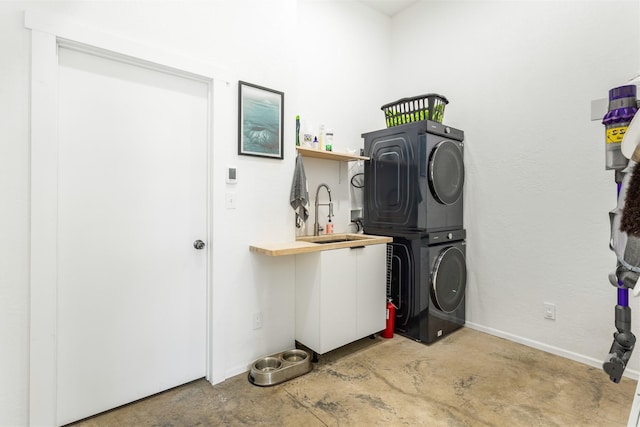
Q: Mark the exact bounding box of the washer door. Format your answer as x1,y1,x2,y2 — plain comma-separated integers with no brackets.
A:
431,246,467,313
429,140,464,205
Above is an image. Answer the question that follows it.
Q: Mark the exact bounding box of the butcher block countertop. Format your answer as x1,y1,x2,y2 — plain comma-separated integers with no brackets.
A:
249,233,392,257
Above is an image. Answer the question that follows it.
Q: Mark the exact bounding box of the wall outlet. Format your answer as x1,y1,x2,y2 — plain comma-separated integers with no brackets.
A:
544,302,556,320
253,311,263,330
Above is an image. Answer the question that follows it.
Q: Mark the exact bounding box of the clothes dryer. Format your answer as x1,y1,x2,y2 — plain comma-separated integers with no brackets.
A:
388,229,467,343
363,121,464,235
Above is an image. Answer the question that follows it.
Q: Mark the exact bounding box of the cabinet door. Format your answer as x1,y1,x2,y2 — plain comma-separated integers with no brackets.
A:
320,248,357,353
295,252,322,351
356,244,387,337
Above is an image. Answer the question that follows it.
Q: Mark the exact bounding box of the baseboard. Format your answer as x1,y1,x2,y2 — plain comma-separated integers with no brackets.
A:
465,322,639,381
226,363,250,380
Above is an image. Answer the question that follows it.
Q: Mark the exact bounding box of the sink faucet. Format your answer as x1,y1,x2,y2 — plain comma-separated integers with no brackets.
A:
314,183,333,236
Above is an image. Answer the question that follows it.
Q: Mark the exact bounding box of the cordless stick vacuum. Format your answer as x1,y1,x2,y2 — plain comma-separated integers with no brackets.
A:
602,85,640,383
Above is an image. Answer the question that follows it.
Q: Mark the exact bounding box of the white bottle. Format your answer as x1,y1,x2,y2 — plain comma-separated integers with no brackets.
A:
318,124,325,151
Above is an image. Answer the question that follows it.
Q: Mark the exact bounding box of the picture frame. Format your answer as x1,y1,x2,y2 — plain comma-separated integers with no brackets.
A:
238,81,284,159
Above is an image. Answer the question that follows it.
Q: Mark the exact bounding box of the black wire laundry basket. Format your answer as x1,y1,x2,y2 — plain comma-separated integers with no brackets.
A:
381,93,449,127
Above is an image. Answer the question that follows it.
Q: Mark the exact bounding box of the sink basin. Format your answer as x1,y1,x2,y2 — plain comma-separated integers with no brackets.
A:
297,234,370,245
313,238,349,244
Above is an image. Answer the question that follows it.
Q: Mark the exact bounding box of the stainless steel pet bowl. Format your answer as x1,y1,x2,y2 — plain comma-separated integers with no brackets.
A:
248,349,312,387
254,357,282,372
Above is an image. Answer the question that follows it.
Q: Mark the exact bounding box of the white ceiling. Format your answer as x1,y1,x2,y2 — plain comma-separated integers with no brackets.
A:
359,0,419,17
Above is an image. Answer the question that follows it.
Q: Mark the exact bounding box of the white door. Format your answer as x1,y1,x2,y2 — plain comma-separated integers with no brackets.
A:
56,47,208,425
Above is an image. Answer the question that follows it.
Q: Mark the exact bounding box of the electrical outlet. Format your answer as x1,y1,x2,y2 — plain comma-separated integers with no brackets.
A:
253,311,263,330
544,303,556,320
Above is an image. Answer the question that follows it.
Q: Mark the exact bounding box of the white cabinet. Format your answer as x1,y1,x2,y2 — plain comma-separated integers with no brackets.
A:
356,244,388,337
295,243,387,354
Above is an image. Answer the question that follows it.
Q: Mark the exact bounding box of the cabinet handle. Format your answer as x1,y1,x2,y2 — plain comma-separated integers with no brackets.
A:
350,245,365,250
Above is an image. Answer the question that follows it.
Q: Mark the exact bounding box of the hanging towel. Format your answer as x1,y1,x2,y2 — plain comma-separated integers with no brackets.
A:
290,153,309,228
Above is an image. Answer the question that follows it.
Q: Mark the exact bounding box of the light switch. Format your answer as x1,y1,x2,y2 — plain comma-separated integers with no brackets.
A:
225,192,237,209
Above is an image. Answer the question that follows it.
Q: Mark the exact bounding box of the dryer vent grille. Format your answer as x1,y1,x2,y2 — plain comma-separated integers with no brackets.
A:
386,243,393,298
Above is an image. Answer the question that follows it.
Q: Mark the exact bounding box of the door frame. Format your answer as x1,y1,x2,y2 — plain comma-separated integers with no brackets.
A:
26,11,229,425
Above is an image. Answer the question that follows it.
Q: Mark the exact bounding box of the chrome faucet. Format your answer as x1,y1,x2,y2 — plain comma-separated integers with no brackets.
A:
314,183,333,236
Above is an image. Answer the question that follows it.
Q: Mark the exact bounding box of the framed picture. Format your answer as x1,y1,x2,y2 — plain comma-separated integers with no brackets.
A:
238,81,284,159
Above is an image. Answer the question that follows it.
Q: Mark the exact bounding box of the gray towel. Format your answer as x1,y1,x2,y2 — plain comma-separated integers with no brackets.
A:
290,153,309,228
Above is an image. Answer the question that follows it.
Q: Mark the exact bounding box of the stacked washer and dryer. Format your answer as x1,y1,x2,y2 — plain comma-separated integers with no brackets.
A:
362,120,467,344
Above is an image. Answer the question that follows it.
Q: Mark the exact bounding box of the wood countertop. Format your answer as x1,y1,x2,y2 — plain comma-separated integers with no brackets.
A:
295,146,369,162
249,233,392,257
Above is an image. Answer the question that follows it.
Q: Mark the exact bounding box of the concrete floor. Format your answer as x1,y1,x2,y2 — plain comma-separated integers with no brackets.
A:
71,328,636,426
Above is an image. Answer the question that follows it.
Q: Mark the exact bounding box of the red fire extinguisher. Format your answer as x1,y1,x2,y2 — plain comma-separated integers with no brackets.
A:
381,298,396,339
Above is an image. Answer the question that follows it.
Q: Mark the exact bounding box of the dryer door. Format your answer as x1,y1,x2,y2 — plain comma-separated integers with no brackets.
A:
363,123,427,232
431,246,467,313
364,136,415,229
429,140,464,205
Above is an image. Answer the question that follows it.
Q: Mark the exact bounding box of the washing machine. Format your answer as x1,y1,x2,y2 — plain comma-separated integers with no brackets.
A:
362,120,464,235
388,229,467,343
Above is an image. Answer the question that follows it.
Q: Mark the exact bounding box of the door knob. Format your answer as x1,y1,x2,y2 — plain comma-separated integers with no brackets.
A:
193,240,206,250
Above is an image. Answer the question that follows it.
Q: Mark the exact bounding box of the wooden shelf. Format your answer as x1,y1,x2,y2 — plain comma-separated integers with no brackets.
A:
296,146,369,162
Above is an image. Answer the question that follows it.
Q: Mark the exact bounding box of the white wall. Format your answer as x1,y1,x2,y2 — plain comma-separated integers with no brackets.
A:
296,0,390,235
390,0,640,373
0,1,387,425
0,4,32,426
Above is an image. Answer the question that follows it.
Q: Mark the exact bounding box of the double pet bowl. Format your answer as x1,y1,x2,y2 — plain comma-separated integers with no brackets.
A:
248,348,313,386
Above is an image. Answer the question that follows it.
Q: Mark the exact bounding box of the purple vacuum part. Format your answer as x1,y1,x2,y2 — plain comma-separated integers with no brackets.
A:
616,181,630,307
602,85,638,126
610,85,636,100
619,288,629,307
602,108,638,125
